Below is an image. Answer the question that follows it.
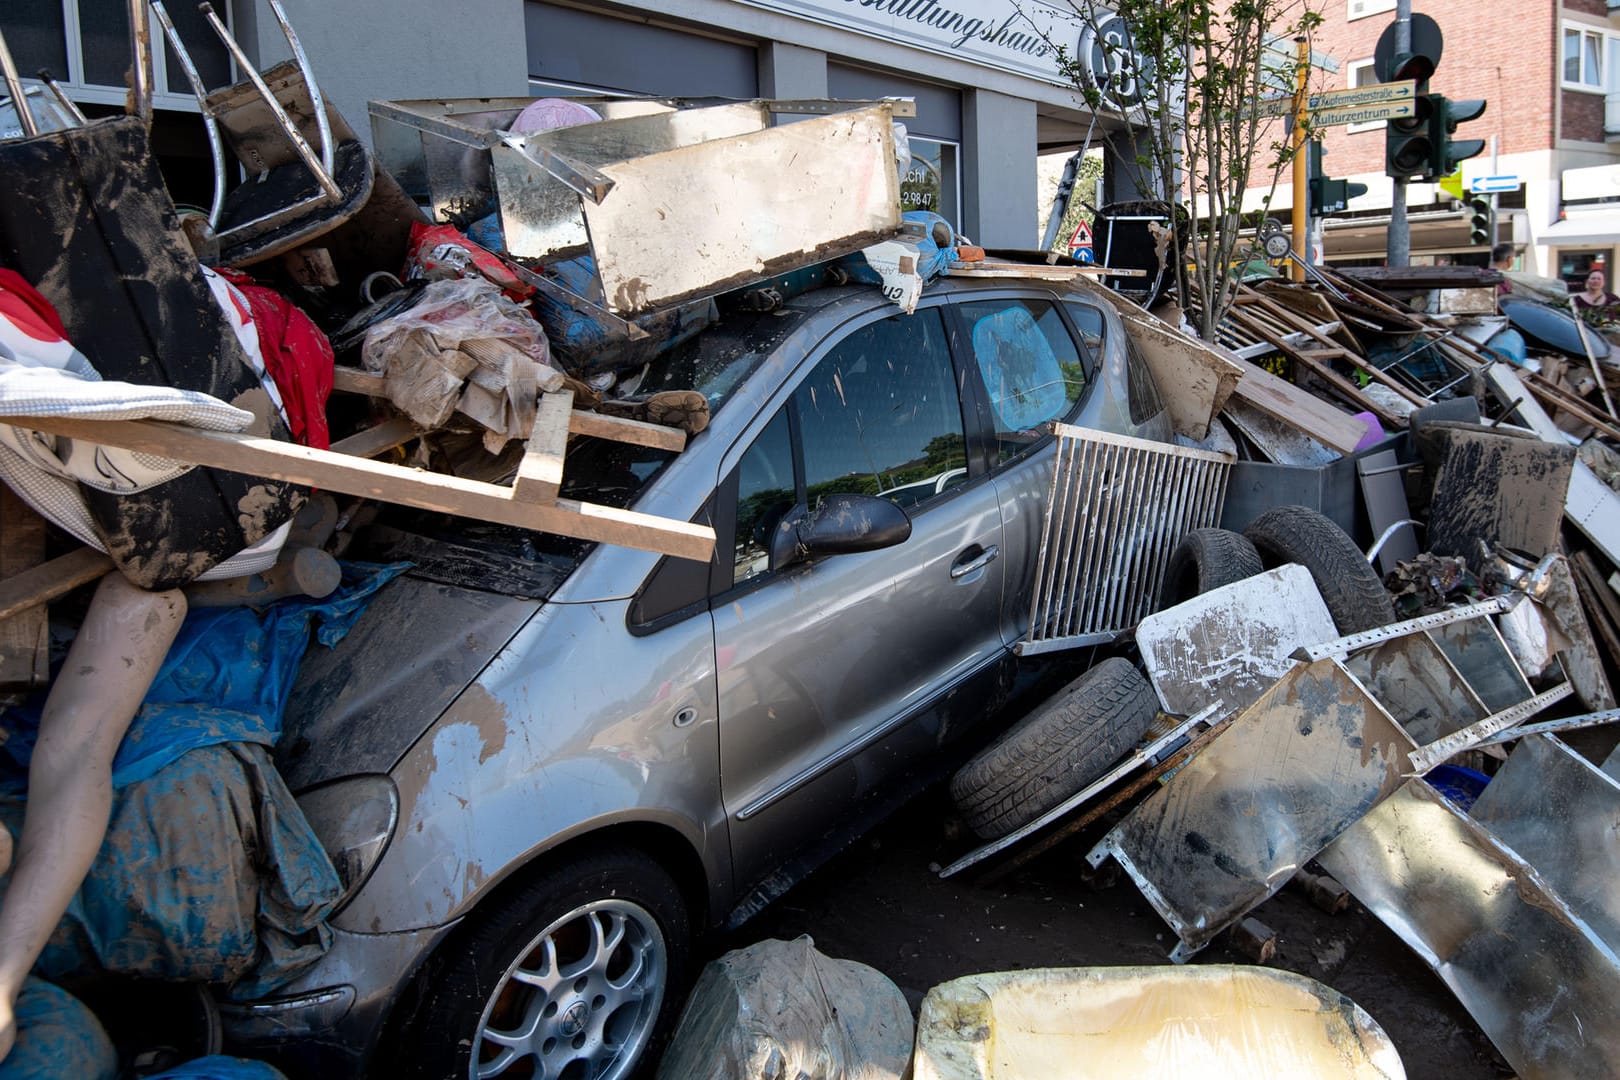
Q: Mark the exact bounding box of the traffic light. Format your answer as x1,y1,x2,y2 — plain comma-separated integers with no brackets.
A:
1431,96,1487,177
1467,194,1492,246
1309,177,1371,216
1384,51,1437,180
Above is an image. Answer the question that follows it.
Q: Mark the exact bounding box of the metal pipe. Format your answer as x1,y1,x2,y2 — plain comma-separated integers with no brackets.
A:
1290,37,1308,283
36,69,88,124
198,2,341,202
150,1,227,227
264,0,334,178
128,0,155,124
1388,0,1412,267
1366,518,1420,563
0,26,39,137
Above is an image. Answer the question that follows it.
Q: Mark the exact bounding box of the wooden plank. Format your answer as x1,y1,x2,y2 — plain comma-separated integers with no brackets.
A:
332,365,388,397
1226,353,1371,455
1244,290,1430,409
1482,363,1562,441
949,260,1147,279
0,489,49,690
329,417,419,459
331,366,688,451
0,546,115,624
1523,372,1620,443
3,415,716,562
1227,307,1406,428
513,390,573,505
568,410,686,452
1573,553,1620,668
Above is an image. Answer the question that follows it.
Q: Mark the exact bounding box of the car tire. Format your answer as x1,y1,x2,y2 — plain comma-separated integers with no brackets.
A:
1157,528,1264,609
1242,505,1395,635
389,846,691,1080
949,658,1158,840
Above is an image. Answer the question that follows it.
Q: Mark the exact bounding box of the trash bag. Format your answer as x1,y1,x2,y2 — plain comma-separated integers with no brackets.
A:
656,936,913,1080
146,1056,288,1080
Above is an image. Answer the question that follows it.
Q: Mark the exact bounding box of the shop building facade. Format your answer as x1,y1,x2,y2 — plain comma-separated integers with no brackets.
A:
6,0,1122,250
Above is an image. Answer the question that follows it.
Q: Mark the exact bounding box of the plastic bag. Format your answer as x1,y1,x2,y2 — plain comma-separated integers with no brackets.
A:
405,222,534,301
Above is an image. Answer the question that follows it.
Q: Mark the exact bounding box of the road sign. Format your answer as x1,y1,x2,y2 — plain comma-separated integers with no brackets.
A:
1252,80,1416,119
1068,220,1094,263
1469,175,1522,194
1314,101,1416,127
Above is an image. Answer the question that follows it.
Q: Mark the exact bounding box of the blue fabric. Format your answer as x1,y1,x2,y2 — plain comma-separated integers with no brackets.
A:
0,977,116,1080
971,306,1068,431
148,1056,288,1080
0,561,408,792
836,210,961,287
1483,327,1529,367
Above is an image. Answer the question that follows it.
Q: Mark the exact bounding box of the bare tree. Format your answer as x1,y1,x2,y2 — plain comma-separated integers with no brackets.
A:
1052,0,1322,341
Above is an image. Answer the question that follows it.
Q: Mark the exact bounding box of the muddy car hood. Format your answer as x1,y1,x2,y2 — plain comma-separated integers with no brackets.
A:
277,575,541,791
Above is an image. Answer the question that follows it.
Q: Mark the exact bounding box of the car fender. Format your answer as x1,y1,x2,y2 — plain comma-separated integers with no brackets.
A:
333,596,726,934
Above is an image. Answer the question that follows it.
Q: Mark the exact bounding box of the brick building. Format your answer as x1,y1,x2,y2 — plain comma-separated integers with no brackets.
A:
1252,0,1620,283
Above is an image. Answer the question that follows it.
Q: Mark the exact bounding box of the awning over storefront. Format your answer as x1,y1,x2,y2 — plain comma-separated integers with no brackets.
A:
1538,211,1620,248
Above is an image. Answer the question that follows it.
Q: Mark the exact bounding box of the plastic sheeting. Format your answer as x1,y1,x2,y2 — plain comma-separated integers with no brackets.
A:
656,936,913,1080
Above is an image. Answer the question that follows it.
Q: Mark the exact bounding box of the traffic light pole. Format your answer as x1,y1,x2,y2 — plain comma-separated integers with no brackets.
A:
1292,36,1310,281
1388,0,1411,267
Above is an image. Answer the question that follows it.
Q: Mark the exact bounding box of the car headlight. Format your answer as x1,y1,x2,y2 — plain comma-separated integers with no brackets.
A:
296,774,398,908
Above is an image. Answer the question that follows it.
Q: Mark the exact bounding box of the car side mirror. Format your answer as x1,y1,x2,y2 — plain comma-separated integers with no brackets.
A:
767,493,912,572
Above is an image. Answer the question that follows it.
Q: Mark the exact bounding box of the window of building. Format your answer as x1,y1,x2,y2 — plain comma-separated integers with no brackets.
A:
1345,58,1382,134
1564,25,1606,91
902,137,962,224
7,0,229,111
1346,0,1396,22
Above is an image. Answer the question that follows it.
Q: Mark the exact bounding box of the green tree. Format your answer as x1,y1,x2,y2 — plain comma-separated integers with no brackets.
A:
1054,0,1322,341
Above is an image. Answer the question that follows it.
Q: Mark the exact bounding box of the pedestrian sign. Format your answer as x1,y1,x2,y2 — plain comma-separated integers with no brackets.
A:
1068,220,1094,263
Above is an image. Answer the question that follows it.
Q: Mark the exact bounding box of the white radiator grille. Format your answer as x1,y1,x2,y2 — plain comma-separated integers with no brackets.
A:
1019,424,1233,656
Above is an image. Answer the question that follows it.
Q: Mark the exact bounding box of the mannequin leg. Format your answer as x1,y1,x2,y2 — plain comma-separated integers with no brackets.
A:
0,574,185,1062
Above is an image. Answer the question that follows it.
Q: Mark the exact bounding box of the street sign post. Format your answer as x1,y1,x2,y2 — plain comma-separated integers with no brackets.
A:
1252,80,1415,120
1469,175,1522,194
1314,101,1415,126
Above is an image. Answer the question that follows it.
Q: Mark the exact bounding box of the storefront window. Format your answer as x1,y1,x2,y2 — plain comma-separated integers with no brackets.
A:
1558,249,1612,289
903,137,960,224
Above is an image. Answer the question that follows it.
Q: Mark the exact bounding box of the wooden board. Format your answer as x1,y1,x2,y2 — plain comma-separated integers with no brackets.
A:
1225,354,1372,455
0,489,50,690
0,546,114,624
513,390,573,505
329,416,419,459
3,415,715,562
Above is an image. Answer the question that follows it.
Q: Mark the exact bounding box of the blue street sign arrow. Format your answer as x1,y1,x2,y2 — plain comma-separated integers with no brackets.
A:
1469,175,1522,194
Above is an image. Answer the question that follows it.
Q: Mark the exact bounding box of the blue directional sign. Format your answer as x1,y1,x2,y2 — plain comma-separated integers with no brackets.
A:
1469,175,1521,194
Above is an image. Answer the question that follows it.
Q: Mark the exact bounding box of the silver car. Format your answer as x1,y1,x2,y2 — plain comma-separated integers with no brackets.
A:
233,272,1171,1078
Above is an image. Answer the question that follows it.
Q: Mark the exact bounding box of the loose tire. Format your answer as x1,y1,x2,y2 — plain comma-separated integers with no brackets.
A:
950,658,1158,840
1158,528,1264,609
391,846,691,1080
1242,505,1395,635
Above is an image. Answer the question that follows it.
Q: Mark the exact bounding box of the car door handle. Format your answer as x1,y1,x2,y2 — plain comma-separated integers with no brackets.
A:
950,544,999,579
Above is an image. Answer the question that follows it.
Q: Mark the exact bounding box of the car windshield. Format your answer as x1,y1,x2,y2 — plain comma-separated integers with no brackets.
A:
561,304,807,510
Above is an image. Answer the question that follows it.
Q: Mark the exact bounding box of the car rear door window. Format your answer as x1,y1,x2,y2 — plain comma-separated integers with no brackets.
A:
796,308,966,511
960,298,1087,463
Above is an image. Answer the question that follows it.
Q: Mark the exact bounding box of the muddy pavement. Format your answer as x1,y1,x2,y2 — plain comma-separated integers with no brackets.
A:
720,784,1513,1078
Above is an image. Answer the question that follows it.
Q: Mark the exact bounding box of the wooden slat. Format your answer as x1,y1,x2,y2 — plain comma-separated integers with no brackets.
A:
0,490,50,689
4,415,715,562
513,390,573,505
1226,354,1372,455
332,365,388,397
329,417,420,459
1227,307,1406,428
948,262,1147,279
330,366,688,451
567,410,686,451
1523,371,1620,443
1243,290,1430,409
0,546,115,624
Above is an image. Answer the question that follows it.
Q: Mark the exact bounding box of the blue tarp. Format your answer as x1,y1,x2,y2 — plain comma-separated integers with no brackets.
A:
0,977,116,1080
0,561,407,791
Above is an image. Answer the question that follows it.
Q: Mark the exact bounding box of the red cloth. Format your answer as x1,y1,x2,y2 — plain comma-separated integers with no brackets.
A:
0,268,68,342
216,270,334,449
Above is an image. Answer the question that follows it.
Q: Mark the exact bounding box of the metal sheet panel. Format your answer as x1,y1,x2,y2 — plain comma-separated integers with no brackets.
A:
1470,734,1620,949
1089,659,1414,960
1135,564,1336,717
583,105,901,313
1320,780,1620,1080
1021,425,1231,656
1343,631,1487,746
1426,616,1532,714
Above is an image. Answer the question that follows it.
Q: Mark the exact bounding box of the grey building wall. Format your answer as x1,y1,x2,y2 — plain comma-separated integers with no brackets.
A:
962,89,1037,248
239,0,528,147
